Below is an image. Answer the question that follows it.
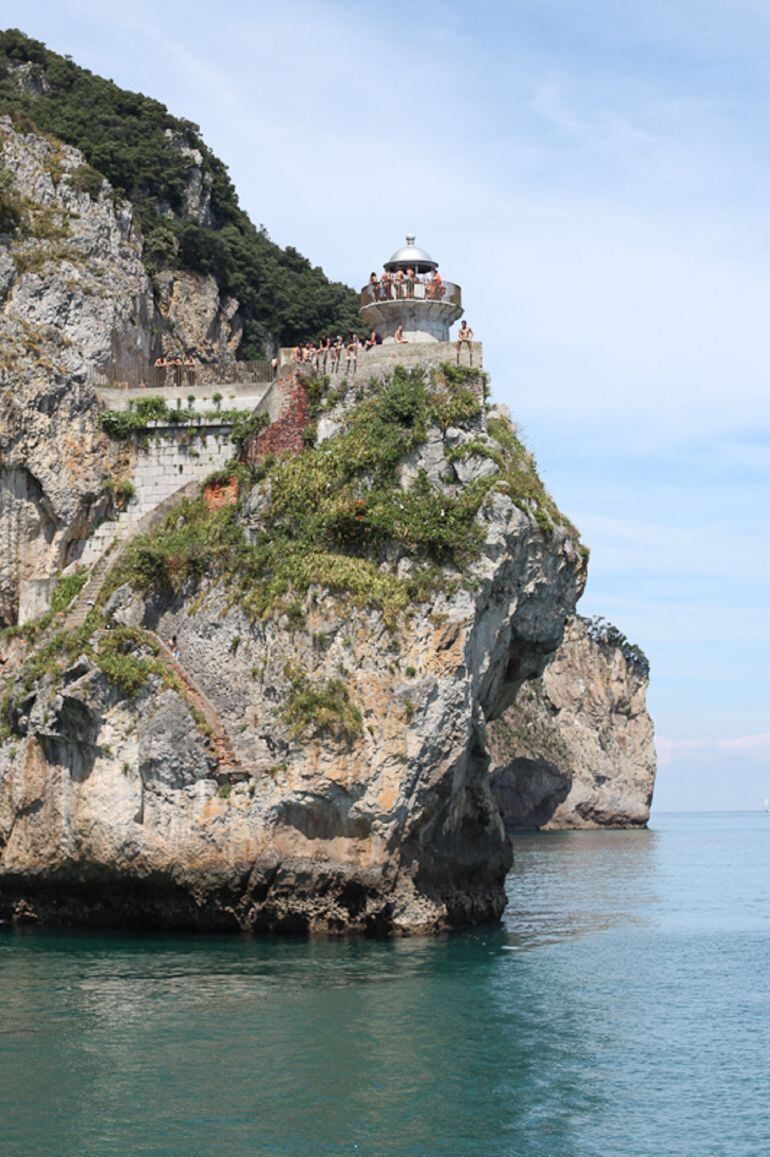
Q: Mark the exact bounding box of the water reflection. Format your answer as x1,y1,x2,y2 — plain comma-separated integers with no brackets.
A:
0,919,614,1154
2,818,770,1155
503,827,659,950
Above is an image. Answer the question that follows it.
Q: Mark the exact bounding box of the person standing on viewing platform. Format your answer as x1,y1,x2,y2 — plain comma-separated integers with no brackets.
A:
380,269,392,300
185,353,196,386
405,267,415,298
154,356,167,387
369,272,380,302
428,267,443,299
456,320,474,364
172,357,184,388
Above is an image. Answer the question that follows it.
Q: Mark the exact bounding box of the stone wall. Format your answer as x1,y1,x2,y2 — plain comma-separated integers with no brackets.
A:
77,423,234,570
277,340,482,378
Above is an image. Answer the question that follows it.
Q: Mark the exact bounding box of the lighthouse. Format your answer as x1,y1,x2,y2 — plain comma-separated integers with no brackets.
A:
359,235,463,343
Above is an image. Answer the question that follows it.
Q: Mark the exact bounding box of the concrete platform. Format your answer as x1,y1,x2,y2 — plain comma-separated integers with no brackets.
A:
95,381,272,415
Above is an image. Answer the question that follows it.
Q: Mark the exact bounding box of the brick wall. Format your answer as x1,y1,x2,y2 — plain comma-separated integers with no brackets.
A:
245,372,310,464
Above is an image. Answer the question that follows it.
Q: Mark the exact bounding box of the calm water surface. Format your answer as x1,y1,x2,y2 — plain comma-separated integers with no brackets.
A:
1,812,769,1155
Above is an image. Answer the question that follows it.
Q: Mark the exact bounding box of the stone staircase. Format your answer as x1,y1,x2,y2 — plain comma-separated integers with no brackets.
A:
147,631,249,784
63,479,202,632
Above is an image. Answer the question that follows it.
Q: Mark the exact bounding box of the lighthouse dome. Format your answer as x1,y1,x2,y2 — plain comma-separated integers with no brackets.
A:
384,235,438,273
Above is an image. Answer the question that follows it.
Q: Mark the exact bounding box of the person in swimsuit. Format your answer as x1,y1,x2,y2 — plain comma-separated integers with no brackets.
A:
185,353,196,387
394,269,405,299
405,266,415,298
456,320,474,364
153,356,167,387
345,334,359,375
369,271,380,302
380,270,392,300
428,268,443,300
394,323,408,344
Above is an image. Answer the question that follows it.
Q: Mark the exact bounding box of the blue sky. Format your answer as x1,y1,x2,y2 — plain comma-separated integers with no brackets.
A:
6,0,770,810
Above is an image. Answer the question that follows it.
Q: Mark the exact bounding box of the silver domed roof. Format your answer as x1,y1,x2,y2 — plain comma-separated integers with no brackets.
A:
384,234,438,272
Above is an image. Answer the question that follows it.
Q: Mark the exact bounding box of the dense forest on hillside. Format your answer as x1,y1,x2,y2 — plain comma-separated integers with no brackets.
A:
0,29,362,355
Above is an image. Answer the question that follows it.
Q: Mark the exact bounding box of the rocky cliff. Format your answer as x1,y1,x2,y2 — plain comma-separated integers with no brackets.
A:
0,364,586,933
488,615,655,829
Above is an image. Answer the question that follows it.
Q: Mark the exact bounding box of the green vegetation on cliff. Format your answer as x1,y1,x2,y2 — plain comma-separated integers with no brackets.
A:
105,366,578,623
0,29,361,353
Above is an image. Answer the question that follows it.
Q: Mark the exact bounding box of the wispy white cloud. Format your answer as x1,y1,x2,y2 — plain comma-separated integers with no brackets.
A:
657,733,770,766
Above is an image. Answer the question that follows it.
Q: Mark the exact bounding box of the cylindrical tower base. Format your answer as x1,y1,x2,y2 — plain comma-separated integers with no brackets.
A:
360,299,463,343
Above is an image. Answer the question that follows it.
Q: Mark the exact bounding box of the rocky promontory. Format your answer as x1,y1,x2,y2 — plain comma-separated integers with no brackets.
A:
0,366,586,932
488,615,656,829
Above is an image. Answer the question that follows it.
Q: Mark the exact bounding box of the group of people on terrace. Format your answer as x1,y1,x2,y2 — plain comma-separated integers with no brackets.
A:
292,333,374,373
367,266,446,301
152,354,198,388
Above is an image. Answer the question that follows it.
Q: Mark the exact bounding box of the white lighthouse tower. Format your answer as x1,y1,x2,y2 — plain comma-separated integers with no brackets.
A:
359,235,463,343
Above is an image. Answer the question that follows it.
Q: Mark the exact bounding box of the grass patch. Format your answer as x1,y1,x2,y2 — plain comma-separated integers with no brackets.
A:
105,477,136,506
280,664,363,743
50,568,88,612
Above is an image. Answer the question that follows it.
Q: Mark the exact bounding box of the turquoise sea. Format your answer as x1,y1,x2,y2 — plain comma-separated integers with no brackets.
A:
1,812,769,1156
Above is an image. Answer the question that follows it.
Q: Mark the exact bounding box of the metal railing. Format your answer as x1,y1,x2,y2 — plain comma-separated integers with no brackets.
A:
88,360,275,390
359,279,461,310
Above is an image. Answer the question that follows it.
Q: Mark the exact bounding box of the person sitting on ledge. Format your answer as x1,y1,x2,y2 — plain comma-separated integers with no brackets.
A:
365,328,382,349
346,334,359,374
456,320,474,364
395,323,408,344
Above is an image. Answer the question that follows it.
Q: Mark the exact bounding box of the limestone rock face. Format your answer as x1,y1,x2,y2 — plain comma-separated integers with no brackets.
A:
161,130,214,226
0,119,242,623
0,118,147,620
487,615,656,829
0,406,586,932
154,270,242,362
0,117,151,380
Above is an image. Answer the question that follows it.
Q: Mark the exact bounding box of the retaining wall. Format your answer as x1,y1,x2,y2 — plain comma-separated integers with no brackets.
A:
78,422,234,569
